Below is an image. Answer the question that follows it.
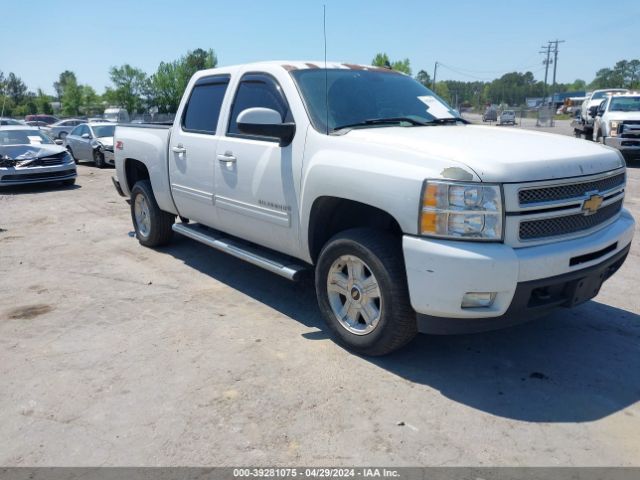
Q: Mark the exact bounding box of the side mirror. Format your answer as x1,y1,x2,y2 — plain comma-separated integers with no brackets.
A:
236,107,295,147
588,105,599,117
81,133,91,139
54,139,63,145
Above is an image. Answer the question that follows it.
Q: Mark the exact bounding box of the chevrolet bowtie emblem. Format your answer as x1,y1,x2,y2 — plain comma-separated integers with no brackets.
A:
582,193,604,215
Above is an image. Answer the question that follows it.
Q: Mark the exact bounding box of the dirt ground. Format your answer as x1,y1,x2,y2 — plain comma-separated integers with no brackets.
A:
1,143,639,465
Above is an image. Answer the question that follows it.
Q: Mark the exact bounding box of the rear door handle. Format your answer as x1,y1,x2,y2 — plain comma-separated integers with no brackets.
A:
172,144,186,154
217,152,237,163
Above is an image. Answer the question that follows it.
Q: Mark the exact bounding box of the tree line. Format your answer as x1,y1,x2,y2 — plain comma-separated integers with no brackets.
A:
1,49,638,118
372,53,639,108
0,48,216,118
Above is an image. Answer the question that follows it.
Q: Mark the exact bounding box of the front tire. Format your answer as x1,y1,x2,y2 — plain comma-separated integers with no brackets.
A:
130,180,175,247
315,228,417,356
93,149,105,168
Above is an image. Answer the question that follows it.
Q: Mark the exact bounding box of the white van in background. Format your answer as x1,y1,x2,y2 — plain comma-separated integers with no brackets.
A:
103,108,130,123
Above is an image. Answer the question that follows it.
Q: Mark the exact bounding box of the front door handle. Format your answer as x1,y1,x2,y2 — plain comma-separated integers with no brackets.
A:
217,152,237,163
172,144,186,154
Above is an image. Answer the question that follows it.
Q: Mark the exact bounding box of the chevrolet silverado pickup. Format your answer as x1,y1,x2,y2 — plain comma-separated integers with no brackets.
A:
112,61,635,355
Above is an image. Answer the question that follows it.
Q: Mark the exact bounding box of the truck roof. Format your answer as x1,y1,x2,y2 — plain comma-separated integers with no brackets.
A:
195,60,401,76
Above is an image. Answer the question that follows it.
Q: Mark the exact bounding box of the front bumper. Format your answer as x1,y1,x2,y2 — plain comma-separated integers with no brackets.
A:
403,209,635,332
604,136,640,161
0,163,77,186
103,148,115,166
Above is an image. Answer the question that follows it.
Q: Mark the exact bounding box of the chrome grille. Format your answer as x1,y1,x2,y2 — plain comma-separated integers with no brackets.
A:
519,200,623,240
518,173,625,205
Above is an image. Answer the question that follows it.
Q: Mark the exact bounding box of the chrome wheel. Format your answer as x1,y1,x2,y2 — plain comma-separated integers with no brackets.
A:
134,194,151,238
327,255,382,335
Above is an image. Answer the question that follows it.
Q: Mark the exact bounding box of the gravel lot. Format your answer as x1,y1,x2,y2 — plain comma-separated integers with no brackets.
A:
1,131,639,466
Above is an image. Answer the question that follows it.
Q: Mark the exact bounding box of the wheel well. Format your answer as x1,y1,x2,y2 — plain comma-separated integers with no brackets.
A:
124,159,150,192
308,197,402,263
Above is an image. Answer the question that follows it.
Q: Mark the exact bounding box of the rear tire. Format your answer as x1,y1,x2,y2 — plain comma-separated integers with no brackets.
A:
130,180,175,247
315,228,417,356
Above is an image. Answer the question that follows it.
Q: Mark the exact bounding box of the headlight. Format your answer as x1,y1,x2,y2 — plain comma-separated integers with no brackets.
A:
63,151,74,163
91,139,103,149
609,120,620,137
420,180,503,241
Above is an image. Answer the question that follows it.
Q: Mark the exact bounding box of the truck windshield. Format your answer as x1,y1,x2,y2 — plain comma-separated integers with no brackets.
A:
290,69,460,133
610,97,640,112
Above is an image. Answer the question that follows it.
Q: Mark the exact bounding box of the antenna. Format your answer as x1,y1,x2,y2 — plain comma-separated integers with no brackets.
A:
323,4,329,135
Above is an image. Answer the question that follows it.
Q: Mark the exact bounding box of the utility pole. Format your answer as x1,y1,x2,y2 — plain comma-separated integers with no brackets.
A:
539,43,552,105
432,61,438,90
550,39,565,91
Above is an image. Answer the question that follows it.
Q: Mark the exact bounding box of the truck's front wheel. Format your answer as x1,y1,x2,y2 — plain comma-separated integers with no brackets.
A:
315,228,417,356
130,180,175,247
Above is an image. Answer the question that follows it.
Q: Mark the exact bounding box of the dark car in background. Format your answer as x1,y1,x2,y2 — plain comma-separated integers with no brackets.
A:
24,114,59,125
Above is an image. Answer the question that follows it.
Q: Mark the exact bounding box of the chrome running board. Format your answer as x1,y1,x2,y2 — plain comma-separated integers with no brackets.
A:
172,223,307,281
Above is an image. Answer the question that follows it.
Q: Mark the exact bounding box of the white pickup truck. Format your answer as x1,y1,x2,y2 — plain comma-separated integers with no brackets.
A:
113,61,635,355
592,91,640,163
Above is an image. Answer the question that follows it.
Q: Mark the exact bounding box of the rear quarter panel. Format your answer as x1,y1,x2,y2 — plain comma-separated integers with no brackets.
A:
115,125,178,215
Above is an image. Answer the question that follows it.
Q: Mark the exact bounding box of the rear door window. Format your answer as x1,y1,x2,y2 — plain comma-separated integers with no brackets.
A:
182,76,230,134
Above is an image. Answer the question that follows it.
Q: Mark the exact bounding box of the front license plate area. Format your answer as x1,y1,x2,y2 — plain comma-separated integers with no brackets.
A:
565,271,606,307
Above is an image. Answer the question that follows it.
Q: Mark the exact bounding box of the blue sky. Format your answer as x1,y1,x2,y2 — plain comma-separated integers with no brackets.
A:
2,0,639,95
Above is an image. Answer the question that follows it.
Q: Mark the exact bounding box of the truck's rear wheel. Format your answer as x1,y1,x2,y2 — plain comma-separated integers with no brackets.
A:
315,228,417,356
130,180,174,247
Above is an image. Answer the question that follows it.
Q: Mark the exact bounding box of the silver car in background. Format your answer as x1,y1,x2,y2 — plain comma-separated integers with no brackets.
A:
44,118,85,139
64,122,115,168
0,126,77,187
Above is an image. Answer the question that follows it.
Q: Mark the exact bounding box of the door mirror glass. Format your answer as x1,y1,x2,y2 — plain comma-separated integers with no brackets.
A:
237,108,295,147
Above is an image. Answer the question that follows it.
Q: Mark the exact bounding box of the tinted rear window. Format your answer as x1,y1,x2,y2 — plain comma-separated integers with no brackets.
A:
182,77,229,134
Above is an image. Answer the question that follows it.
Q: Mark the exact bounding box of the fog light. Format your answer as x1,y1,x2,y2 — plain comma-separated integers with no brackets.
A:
461,292,496,308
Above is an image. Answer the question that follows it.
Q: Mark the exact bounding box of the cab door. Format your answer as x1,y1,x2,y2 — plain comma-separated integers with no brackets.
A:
168,75,230,225
213,72,301,256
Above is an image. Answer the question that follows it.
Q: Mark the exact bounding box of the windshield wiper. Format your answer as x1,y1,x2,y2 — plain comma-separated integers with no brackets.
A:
422,117,469,125
332,117,430,132
332,116,467,132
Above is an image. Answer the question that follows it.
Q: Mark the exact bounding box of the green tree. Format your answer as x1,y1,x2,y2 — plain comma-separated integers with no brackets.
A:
5,73,27,104
391,58,411,75
371,53,391,69
35,89,53,114
371,53,412,75
61,76,83,116
81,85,101,114
150,48,217,113
568,79,586,91
415,70,431,87
53,71,77,101
434,82,451,103
108,64,149,114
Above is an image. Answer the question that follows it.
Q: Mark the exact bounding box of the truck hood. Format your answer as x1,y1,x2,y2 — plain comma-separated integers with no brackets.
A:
605,111,640,121
345,125,624,182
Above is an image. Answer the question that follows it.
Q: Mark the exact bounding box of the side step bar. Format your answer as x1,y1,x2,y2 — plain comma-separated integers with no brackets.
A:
172,223,308,281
